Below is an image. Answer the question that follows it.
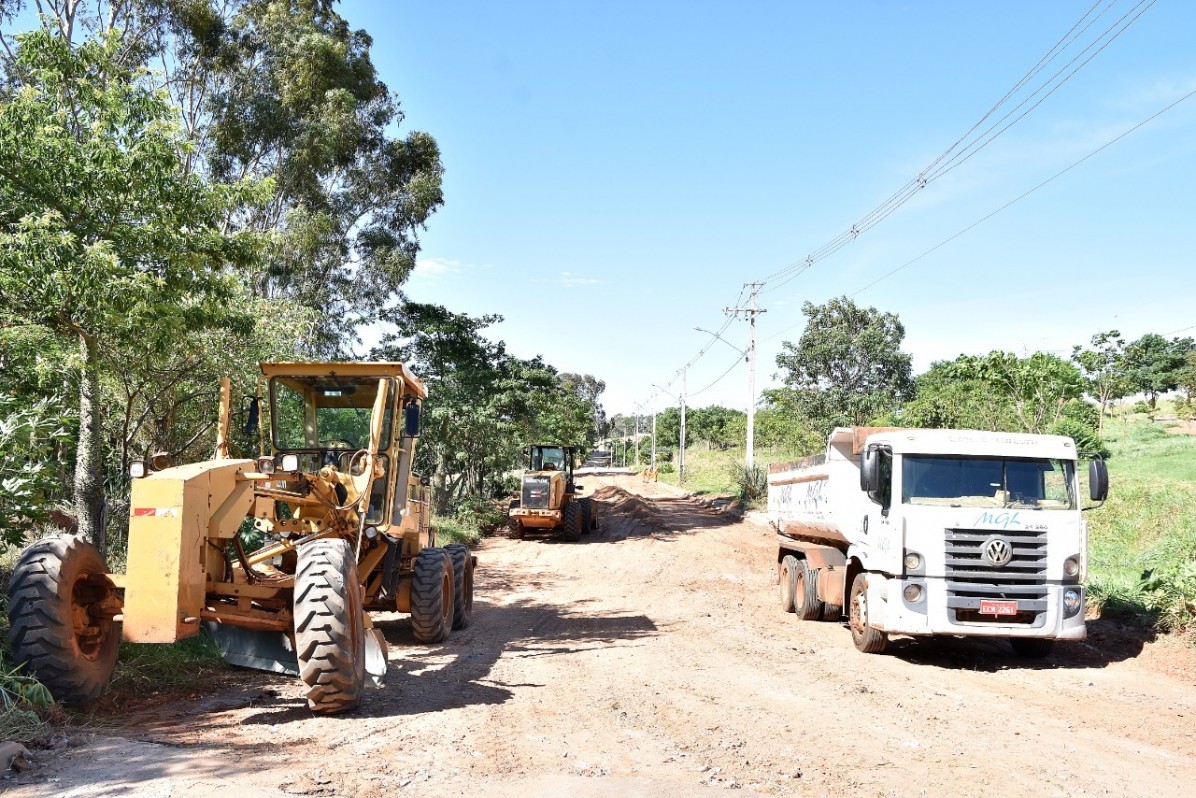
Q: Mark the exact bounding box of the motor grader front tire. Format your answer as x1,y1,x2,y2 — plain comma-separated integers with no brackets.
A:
444,543,474,630
294,539,366,715
410,548,454,644
7,535,120,705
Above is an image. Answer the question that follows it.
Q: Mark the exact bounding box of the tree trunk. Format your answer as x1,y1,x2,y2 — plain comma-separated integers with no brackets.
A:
74,332,106,557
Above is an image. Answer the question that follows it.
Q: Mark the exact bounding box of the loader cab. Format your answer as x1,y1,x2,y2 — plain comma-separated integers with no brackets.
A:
263,363,425,526
529,445,575,487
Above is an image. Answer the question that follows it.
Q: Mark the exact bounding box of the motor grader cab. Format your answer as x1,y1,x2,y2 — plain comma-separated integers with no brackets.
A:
7,362,476,715
507,445,597,542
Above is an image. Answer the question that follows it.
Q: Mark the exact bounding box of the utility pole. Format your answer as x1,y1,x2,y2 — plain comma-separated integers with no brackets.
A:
724,282,766,471
634,411,640,466
651,410,657,467
680,366,687,485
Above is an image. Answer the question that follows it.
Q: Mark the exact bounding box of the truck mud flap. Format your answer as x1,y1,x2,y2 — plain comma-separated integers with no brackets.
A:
204,621,300,676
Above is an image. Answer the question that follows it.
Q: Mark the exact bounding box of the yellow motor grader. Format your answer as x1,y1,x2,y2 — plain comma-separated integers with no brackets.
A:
7,362,475,715
507,445,597,542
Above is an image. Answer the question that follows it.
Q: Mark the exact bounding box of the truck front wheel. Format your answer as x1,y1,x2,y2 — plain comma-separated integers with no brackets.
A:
849,573,888,654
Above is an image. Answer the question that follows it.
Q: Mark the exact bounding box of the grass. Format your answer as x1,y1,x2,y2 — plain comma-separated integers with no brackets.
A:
1086,417,1196,632
108,633,227,696
655,444,809,502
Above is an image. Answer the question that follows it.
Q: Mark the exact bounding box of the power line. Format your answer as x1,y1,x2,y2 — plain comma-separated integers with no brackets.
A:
757,81,1196,346
756,0,1155,296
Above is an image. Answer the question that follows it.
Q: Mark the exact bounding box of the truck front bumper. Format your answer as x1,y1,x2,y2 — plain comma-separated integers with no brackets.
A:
869,575,1086,640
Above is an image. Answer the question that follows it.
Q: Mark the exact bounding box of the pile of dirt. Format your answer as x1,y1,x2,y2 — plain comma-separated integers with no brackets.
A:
589,486,667,535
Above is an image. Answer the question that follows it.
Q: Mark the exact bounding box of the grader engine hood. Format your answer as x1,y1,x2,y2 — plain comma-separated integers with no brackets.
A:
123,458,256,643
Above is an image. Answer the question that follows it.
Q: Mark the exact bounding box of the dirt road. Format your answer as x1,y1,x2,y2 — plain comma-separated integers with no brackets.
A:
7,474,1196,797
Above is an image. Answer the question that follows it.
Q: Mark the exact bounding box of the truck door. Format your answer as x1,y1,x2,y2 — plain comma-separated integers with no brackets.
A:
863,448,901,575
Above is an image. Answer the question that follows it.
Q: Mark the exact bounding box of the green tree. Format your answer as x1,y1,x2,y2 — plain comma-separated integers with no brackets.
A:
775,296,913,434
558,373,607,445
375,303,594,512
1071,330,1129,435
1123,334,1189,409
3,0,444,354
0,395,72,548
0,30,264,551
900,351,1086,436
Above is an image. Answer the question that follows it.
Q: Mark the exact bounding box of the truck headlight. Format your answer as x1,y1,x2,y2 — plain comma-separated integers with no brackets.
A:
903,583,924,603
903,551,923,572
1063,556,1080,578
1063,588,1082,618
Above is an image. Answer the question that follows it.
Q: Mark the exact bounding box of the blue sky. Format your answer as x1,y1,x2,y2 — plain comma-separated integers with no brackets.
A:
345,1,1196,417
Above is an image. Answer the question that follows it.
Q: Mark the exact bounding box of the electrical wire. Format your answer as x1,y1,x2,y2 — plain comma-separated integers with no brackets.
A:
757,81,1196,345
687,355,747,400
757,0,1155,295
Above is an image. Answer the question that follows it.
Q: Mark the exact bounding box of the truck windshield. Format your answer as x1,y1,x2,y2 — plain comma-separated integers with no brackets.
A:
902,455,1075,510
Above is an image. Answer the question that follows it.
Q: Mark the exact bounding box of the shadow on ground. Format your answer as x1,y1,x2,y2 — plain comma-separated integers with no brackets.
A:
880,615,1154,671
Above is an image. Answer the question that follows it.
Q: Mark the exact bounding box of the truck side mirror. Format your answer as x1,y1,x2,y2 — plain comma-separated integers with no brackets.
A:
1088,459,1109,502
860,447,879,493
404,401,421,437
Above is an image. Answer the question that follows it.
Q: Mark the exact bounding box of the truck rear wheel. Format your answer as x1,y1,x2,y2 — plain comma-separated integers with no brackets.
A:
779,555,799,613
1009,637,1054,659
411,548,454,643
294,539,366,714
444,544,474,630
560,502,581,543
7,535,119,704
849,573,888,654
793,560,823,621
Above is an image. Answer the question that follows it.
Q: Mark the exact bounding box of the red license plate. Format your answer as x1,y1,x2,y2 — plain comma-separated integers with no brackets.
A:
979,600,1018,616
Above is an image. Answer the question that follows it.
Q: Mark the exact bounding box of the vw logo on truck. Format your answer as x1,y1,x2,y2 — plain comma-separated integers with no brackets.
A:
982,536,1013,567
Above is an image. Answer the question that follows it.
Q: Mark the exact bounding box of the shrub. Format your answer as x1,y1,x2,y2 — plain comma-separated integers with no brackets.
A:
729,463,768,504
1046,417,1109,459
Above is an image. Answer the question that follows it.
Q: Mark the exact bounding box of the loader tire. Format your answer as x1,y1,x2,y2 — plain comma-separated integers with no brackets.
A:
793,560,823,621
411,548,454,644
7,535,119,705
561,502,582,543
580,498,597,533
507,517,525,540
294,539,366,714
779,555,799,613
444,544,474,630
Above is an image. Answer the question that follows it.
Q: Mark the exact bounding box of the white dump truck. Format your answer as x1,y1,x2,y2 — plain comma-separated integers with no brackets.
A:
767,427,1109,657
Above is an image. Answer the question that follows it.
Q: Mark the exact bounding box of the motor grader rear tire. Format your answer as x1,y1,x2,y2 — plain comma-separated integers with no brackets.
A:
560,502,582,543
444,543,474,630
294,539,366,714
411,548,454,644
7,535,119,705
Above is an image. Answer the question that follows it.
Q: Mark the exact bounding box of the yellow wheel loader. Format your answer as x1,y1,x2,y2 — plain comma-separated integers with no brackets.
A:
7,362,475,715
506,445,597,542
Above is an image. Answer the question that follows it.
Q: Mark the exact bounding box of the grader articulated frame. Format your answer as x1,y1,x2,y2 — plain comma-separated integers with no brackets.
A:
7,362,475,715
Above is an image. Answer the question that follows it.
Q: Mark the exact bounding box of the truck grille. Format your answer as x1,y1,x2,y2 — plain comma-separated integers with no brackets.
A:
521,476,551,510
944,527,1048,624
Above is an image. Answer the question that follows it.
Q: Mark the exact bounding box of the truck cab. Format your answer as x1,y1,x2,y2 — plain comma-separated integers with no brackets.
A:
770,427,1109,657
